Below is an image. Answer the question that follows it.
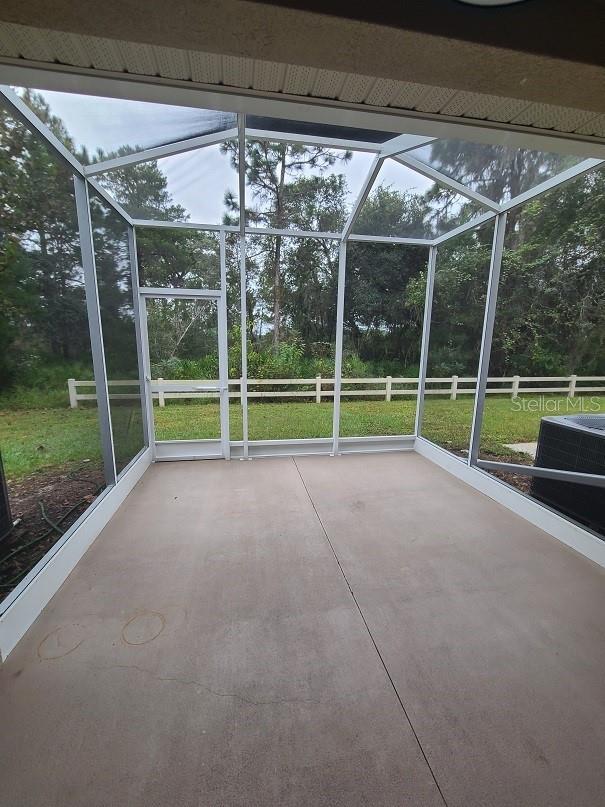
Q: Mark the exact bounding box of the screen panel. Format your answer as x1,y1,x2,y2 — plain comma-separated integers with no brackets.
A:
420,224,494,456
89,191,146,474
0,107,107,603
339,242,427,438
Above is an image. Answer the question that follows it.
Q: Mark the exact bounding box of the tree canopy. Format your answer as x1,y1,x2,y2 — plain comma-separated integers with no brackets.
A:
1,93,604,394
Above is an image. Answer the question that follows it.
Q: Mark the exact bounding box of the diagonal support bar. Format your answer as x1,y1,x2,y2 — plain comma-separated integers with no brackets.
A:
468,212,507,465
341,155,384,240
83,127,238,176
380,133,436,158
393,152,500,212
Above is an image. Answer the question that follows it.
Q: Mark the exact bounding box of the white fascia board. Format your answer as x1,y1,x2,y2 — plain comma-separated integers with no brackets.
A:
3,61,605,160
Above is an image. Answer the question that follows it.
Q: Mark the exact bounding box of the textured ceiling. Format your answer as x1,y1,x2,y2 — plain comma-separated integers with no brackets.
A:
0,21,604,142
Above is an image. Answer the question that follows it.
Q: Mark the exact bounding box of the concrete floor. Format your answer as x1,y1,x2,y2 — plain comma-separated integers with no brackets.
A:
1,454,604,807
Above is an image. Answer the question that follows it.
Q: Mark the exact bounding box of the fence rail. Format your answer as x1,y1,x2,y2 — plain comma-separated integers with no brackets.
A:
67,375,605,408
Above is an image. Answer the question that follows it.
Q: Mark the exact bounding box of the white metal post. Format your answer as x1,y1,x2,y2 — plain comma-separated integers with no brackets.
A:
127,225,151,452
73,175,117,487
415,246,437,437
331,241,347,455
468,212,508,466
218,230,231,459
137,296,157,458
238,113,249,458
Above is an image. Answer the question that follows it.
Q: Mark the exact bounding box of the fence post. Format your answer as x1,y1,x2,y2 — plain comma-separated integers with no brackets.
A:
315,375,322,404
568,374,577,398
450,375,459,401
68,378,78,409
158,377,165,408
385,375,392,402
511,375,520,399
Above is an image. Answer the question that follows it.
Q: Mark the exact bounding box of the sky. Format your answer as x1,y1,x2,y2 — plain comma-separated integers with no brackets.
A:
20,88,435,225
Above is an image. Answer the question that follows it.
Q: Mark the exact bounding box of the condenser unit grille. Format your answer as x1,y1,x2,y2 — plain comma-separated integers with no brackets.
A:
531,416,605,537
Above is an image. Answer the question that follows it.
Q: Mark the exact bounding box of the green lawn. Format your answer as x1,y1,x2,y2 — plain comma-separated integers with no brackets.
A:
1,396,603,480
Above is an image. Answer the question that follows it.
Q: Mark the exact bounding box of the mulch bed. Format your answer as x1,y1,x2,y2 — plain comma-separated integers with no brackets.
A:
452,449,533,495
0,462,105,600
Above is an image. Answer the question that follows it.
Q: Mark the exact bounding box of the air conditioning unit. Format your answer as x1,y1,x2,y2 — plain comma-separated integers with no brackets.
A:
531,415,605,536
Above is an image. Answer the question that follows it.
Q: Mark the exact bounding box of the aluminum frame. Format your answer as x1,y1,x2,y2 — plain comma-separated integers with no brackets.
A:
73,174,117,487
3,79,605,491
5,68,605,660
139,287,231,459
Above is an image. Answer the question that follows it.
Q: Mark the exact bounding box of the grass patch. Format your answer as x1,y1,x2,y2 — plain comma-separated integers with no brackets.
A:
2,395,604,480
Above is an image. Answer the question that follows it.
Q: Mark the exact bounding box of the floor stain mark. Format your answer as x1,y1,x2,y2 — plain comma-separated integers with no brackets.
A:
121,611,166,646
37,627,85,661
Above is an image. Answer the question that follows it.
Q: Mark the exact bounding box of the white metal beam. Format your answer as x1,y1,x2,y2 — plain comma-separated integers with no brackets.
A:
393,152,501,212
246,226,341,240
432,211,497,245
0,84,85,174
132,219,237,232
238,112,249,459
500,158,604,212
83,127,239,176
348,233,433,246
138,287,221,298
245,128,381,154
380,133,436,158
415,246,437,437
331,241,347,455
341,155,384,240
468,212,507,466
87,177,134,224
477,459,605,489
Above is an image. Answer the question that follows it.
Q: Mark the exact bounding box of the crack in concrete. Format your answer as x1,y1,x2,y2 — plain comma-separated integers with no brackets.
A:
91,662,320,707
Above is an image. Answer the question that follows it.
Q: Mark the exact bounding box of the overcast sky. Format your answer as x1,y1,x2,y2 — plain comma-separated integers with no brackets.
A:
24,88,434,224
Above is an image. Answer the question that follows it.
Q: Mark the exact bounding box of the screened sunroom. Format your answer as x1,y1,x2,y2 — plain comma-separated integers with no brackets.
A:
1,74,605,806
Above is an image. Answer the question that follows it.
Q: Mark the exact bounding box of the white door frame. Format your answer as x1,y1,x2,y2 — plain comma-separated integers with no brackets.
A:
138,286,231,461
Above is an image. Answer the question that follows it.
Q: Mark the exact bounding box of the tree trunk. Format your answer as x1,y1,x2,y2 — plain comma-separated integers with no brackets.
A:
272,235,282,346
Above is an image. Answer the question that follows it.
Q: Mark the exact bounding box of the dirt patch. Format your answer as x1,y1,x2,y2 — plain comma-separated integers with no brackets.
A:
451,449,534,495
0,462,105,600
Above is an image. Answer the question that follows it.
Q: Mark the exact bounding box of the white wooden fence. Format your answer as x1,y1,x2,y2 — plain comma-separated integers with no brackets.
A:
67,375,605,408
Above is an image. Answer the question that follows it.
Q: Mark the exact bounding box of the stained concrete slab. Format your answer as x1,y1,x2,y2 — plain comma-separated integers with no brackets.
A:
295,453,605,807
0,457,444,807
